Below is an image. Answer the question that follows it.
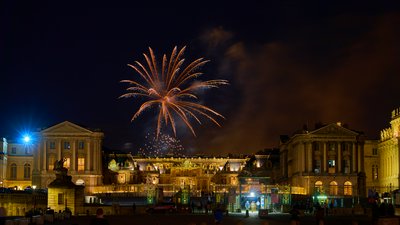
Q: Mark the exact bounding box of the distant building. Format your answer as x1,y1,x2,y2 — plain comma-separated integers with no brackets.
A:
379,107,400,194
0,138,33,189
32,121,104,193
279,122,378,204
0,121,104,193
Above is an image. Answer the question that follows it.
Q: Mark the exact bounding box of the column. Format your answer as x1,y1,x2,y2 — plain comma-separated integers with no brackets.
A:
323,142,327,173
307,142,312,172
352,143,356,173
338,142,341,173
57,139,62,160
93,139,98,172
34,140,42,172
42,139,47,170
71,140,77,172
302,143,306,172
85,140,90,171
359,143,364,172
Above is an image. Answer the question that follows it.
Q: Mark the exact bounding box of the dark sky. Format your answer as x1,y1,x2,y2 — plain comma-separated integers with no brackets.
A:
1,2,400,155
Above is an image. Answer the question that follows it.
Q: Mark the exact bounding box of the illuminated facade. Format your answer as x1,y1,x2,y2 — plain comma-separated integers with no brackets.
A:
279,123,378,200
32,121,104,193
101,153,249,195
0,138,34,189
99,150,279,210
2,112,400,205
379,107,400,193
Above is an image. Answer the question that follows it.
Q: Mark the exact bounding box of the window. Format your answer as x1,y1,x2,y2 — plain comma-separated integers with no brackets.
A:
64,157,70,169
315,181,323,193
329,181,338,195
24,163,30,179
11,147,17,154
48,157,55,171
63,142,70,150
372,148,378,156
328,160,336,173
78,141,84,149
49,142,56,149
344,181,352,195
78,158,85,171
372,165,378,180
58,193,64,204
314,160,321,173
24,147,29,154
10,163,17,179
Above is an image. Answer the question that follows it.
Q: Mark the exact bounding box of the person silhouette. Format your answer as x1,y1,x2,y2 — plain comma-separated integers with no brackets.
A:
90,208,109,225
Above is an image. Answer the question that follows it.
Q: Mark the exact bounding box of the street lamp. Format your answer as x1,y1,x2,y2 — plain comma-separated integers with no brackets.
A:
23,135,31,143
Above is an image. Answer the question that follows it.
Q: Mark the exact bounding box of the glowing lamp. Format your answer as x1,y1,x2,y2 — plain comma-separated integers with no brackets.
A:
23,135,31,143
250,192,255,197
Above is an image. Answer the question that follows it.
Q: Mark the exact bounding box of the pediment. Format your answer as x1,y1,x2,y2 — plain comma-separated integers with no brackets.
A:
41,121,93,135
310,123,359,137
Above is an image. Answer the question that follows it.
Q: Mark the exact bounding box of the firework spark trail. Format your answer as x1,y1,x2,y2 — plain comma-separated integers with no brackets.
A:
120,46,228,137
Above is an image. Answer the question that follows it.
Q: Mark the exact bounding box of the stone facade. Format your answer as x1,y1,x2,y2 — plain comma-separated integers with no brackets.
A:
0,138,34,189
279,123,376,198
379,107,400,193
32,121,104,192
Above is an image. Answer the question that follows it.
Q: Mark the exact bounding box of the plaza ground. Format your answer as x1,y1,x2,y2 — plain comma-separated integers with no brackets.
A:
46,212,383,225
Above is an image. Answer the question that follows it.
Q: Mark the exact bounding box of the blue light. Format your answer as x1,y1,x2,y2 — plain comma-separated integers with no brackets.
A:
23,135,31,143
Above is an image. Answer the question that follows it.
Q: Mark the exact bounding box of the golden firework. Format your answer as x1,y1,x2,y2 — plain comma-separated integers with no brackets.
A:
120,46,228,137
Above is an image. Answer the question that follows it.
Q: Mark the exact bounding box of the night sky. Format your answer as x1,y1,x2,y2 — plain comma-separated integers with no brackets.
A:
1,2,400,155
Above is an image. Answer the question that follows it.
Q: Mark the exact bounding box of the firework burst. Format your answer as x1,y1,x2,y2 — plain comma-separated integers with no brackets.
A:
138,132,185,157
120,46,228,137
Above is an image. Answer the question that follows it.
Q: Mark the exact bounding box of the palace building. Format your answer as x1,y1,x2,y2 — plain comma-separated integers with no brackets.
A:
3,107,400,212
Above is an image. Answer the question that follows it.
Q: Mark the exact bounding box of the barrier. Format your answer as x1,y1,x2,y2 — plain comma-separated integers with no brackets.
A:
377,218,399,225
32,215,44,225
44,214,54,223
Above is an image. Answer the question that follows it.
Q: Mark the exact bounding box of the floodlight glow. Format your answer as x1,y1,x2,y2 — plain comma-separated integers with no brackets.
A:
23,135,31,143
250,192,255,197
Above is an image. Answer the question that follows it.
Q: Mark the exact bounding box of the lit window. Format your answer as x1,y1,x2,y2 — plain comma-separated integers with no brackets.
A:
315,181,323,193
78,158,85,171
372,165,378,180
329,181,338,195
24,163,30,179
64,158,70,169
48,157,55,171
344,181,352,195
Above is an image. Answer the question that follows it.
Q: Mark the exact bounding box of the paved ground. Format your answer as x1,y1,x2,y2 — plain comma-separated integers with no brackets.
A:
47,212,383,225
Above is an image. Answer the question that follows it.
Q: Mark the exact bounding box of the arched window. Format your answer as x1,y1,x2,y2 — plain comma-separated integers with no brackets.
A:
315,181,323,193
344,181,352,195
329,181,338,195
11,163,17,179
24,163,30,179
